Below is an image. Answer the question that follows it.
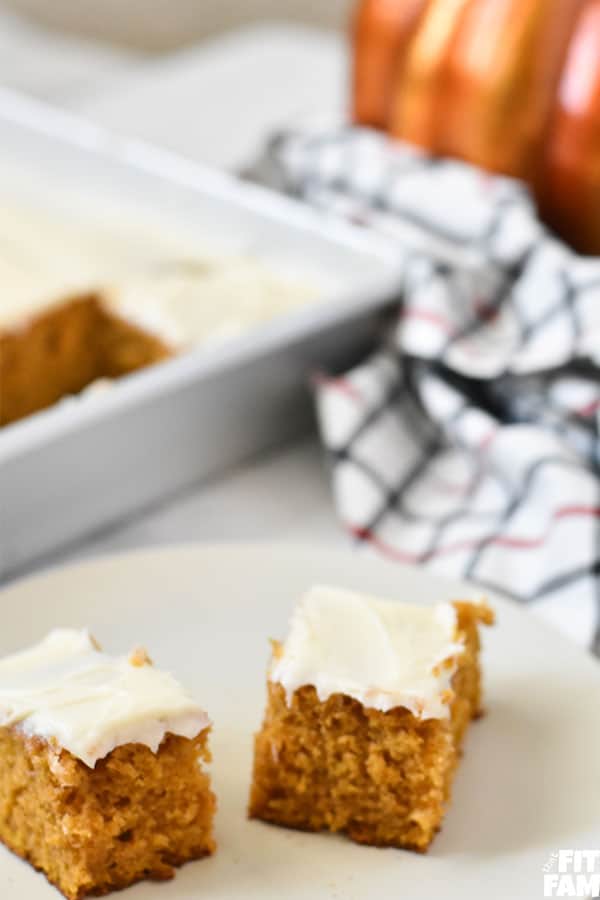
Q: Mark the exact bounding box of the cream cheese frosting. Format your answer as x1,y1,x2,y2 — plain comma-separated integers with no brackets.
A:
0,629,210,768
270,586,466,719
102,258,316,348
0,199,317,340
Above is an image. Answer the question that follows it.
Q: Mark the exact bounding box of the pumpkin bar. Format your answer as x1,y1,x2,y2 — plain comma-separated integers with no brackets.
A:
249,585,493,851
0,630,216,899
0,200,316,426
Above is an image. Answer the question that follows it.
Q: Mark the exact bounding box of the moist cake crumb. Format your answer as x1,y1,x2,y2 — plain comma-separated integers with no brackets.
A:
249,586,493,851
0,629,216,899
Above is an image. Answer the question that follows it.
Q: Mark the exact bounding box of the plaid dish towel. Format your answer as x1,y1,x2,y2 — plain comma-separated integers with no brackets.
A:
261,126,600,655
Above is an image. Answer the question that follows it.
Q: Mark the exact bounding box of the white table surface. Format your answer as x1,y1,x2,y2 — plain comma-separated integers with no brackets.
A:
85,24,347,171
24,439,346,577
1,19,348,581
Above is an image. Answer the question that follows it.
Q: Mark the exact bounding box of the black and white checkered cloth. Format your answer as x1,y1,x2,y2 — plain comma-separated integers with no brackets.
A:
261,126,600,655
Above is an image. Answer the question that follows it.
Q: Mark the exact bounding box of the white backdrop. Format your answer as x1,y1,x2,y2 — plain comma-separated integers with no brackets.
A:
3,0,354,50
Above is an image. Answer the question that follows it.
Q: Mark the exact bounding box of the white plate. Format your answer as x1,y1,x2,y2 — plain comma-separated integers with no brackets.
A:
0,544,599,899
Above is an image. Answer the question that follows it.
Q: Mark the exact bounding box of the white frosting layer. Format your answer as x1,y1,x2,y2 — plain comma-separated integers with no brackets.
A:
0,629,210,768
0,200,317,340
270,586,465,719
103,258,315,348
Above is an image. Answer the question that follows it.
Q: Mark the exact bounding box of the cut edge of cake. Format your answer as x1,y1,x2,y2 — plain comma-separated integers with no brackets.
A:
0,295,173,426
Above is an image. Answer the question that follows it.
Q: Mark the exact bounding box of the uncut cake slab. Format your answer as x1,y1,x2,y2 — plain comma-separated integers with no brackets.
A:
0,544,599,900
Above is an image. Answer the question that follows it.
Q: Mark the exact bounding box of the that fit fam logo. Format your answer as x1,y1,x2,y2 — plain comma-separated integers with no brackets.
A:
543,850,600,897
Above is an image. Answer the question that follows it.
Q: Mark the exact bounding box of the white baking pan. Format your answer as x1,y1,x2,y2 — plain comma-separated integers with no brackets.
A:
0,89,403,579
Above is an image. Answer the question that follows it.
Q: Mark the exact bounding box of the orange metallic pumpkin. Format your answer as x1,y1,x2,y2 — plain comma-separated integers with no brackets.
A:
352,0,600,254
540,0,600,254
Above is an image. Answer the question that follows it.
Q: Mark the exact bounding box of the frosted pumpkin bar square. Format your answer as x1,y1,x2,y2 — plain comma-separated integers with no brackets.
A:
0,629,215,899
249,586,493,851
